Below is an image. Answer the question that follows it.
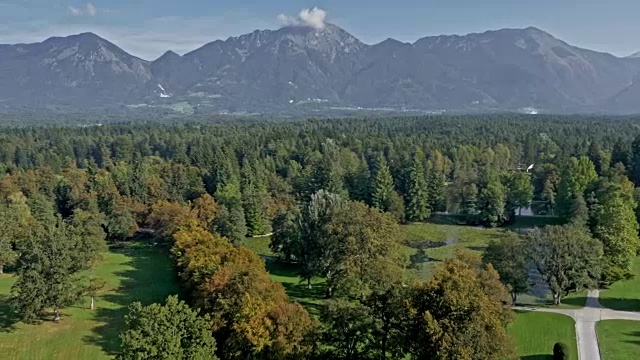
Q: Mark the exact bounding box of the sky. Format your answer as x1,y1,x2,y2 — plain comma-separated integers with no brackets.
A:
1,0,639,60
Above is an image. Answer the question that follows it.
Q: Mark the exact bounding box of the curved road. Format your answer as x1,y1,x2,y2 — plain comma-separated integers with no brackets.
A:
515,290,640,360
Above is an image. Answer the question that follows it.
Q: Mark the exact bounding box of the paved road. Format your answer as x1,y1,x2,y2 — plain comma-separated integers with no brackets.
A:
514,290,640,360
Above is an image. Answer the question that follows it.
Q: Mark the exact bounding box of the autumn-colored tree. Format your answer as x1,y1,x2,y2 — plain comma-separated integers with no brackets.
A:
172,226,317,359
191,194,220,233
147,201,193,241
404,255,515,360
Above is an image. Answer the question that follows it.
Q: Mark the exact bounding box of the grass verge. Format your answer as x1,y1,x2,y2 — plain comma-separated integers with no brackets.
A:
509,311,578,360
597,320,640,360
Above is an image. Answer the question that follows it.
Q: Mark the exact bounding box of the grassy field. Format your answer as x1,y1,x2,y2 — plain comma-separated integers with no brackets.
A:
509,311,578,360
597,320,640,360
0,245,179,360
600,257,640,312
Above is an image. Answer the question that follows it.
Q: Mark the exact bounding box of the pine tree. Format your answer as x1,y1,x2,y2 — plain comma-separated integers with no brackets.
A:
631,135,640,186
405,152,431,222
371,154,395,211
612,138,631,169
426,160,446,213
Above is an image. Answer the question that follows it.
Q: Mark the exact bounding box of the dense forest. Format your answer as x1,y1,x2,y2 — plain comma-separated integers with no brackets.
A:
2,114,640,359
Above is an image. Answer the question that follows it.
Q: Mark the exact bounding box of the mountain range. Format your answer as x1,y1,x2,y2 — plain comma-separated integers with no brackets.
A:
2,24,640,114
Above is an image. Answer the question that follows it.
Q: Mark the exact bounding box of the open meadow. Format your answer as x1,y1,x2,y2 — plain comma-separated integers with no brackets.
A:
0,245,179,360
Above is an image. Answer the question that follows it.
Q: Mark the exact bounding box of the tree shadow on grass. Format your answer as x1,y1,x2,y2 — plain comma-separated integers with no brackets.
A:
521,356,552,360
264,260,301,278
562,296,587,308
82,247,179,356
282,282,325,318
599,298,640,312
623,330,640,347
0,294,19,333
263,260,326,317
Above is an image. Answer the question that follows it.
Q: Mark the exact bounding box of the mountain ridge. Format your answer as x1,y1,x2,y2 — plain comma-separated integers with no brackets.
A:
2,24,640,114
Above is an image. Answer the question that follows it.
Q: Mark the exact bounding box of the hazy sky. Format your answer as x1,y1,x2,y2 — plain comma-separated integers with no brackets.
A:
1,0,638,60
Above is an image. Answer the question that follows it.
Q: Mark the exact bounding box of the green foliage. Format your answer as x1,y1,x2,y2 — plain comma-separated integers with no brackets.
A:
505,171,534,215
476,170,507,227
556,157,598,220
483,234,529,301
270,191,403,298
118,296,218,360
214,204,247,245
405,152,431,222
588,177,640,284
371,154,395,211
0,193,33,273
525,225,603,305
11,220,86,322
320,300,377,360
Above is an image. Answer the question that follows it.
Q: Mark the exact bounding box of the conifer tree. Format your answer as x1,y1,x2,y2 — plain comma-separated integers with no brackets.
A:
372,154,395,212
405,152,431,222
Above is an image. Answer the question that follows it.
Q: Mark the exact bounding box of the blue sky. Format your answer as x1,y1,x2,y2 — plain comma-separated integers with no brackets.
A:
1,0,638,60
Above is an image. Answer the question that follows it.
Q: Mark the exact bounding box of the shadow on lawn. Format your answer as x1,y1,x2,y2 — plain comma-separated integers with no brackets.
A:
562,296,587,308
282,282,325,317
599,298,640,312
623,330,640,347
521,356,552,360
0,294,19,333
83,247,179,356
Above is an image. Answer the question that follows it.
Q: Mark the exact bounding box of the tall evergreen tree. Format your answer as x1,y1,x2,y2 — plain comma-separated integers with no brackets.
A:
371,154,396,212
630,134,640,186
405,152,431,222
612,138,632,169
426,159,446,213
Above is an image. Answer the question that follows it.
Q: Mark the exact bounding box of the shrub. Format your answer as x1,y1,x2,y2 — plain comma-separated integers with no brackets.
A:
553,342,569,360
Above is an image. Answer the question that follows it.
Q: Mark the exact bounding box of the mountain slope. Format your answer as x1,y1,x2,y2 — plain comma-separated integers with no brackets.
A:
0,33,153,108
1,26,640,113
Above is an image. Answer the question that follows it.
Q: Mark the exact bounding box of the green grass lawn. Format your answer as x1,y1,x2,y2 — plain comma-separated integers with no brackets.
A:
509,311,578,360
241,236,273,257
597,320,640,360
0,245,179,360
600,257,640,312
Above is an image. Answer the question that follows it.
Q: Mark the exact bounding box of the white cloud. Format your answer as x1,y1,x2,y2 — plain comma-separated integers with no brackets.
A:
86,3,97,17
69,3,97,17
278,7,328,30
69,6,83,16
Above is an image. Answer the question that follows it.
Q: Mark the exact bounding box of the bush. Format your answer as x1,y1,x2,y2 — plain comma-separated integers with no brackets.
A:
553,342,569,360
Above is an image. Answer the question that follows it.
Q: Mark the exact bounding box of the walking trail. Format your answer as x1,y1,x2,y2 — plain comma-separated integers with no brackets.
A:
515,290,640,360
